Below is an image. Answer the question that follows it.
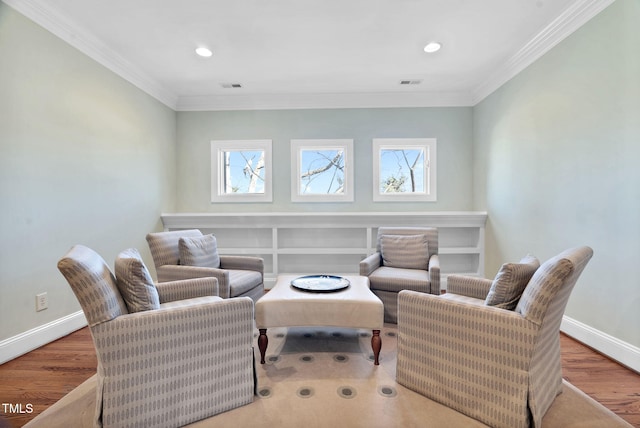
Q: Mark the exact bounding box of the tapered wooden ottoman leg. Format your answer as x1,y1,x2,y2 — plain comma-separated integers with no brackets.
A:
258,329,268,364
372,330,381,365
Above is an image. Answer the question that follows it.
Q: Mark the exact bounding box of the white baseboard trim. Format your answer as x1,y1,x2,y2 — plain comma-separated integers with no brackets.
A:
0,311,87,365
561,315,640,374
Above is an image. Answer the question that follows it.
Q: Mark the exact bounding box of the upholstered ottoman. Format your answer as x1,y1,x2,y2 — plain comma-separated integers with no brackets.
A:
256,275,384,364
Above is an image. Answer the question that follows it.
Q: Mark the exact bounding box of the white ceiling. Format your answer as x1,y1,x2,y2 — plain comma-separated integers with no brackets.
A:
8,0,613,110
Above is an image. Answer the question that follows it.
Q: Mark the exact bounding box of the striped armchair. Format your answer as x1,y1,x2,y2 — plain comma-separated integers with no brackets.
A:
360,227,440,323
146,229,264,301
58,245,255,428
396,246,593,428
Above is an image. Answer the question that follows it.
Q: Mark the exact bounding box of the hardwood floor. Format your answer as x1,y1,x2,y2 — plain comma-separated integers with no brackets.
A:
0,328,638,427
560,334,640,427
0,328,97,428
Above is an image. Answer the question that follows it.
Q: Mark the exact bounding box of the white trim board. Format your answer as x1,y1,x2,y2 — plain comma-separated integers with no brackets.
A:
0,311,87,365
561,315,640,374
2,0,178,109
176,91,474,111
472,0,616,104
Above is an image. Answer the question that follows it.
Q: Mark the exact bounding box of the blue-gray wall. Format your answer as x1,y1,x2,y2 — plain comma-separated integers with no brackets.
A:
176,108,473,212
473,0,639,348
0,4,176,340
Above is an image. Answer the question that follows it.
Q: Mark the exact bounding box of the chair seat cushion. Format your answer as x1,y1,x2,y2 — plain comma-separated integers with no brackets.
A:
115,248,160,313
159,295,223,310
369,266,430,293
178,234,221,268
440,293,484,306
229,270,263,296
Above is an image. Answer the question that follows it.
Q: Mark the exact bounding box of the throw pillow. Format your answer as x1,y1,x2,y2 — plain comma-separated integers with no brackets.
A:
114,248,160,313
485,254,540,310
179,234,220,268
380,234,429,270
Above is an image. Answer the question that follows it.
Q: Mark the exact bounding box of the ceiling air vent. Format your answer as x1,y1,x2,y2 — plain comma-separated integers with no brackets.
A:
220,83,242,89
399,80,422,85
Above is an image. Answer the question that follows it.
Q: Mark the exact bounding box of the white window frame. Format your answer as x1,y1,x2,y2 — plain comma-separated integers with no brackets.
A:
290,139,354,202
372,138,437,202
211,139,273,203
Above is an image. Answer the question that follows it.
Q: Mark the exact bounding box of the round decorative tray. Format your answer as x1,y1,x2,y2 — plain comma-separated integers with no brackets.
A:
291,275,350,293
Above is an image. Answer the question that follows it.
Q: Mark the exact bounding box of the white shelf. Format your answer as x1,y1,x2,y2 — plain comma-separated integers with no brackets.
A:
278,248,368,255
162,211,487,290
438,247,481,254
217,248,274,255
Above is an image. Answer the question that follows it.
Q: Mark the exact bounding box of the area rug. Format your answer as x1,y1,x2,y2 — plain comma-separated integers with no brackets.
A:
26,324,631,428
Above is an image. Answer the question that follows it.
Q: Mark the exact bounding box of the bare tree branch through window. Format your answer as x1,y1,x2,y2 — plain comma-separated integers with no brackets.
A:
300,150,344,194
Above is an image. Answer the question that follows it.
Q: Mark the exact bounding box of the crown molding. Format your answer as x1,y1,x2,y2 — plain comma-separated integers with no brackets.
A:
5,0,614,111
176,91,474,111
471,0,616,105
3,0,179,109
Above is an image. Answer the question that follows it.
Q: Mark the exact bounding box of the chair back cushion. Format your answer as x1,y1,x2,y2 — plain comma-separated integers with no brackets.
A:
516,247,593,326
58,245,128,327
114,248,160,312
377,227,438,261
179,234,221,268
146,229,203,269
380,234,429,270
516,246,593,426
485,254,540,310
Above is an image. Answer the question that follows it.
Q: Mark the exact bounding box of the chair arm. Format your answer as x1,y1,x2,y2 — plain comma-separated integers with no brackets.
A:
397,290,537,372
219,255,264,277
155,277,219,302
91,297,255,424
360,252,382,277
156,265,231,297
397,290,538,427
93,297,254,373
446,275,493,299
428,254,440,294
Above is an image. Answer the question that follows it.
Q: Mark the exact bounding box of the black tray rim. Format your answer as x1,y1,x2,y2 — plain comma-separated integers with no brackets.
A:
290,274,351,293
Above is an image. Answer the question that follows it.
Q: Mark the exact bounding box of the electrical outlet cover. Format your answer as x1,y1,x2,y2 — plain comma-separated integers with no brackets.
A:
36,292,48,311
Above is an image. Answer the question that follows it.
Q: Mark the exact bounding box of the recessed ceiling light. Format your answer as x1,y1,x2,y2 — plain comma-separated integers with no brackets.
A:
423,42,442,53
195,47,213,57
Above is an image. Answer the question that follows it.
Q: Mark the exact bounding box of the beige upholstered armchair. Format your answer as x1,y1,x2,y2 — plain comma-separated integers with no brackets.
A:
146,229,264,302
396,246,593,428
58,245,255,428
359,227,440,323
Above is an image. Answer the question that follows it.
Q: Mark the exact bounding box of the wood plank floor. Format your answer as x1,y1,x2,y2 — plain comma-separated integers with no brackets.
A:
560,335,640,427
0,328,638,427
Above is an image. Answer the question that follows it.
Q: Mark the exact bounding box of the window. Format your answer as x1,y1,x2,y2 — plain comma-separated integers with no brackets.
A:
372,138,437,202
291,139,354,202
211,140,272,202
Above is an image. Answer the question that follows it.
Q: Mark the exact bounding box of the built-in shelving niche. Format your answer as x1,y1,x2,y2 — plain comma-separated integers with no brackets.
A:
162,212,487,290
